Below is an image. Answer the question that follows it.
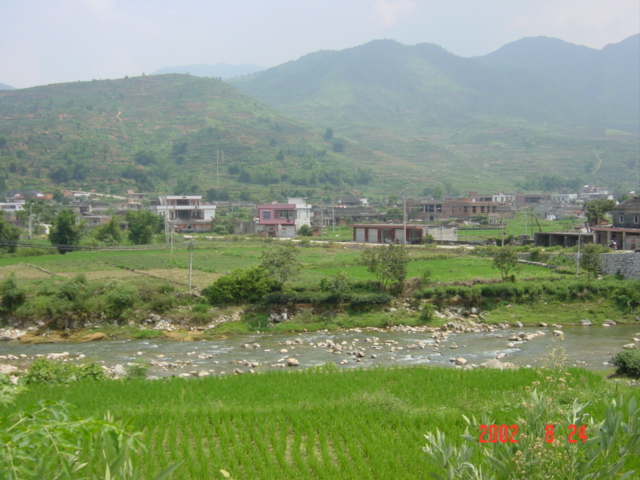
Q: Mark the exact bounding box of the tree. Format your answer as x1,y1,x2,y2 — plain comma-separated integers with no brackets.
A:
361,244,409,291
49,209,82,254
323,128,334,141
297,224,312,237
492,246,519,282
125,210,163,245
259,242,302,290
580,244,602,283
0,214,21,253
583,199,616,228
91,216,122,245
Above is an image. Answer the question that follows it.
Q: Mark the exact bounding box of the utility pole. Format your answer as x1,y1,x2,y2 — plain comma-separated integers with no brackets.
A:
403,196,407,245
28,203,33,240
188,238,194,292
576,231,581,275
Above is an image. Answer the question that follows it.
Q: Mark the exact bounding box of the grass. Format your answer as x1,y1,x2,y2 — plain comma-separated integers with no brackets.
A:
6,366,636,480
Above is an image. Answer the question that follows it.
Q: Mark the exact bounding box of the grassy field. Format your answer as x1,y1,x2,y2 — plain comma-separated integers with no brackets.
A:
6,365,637,480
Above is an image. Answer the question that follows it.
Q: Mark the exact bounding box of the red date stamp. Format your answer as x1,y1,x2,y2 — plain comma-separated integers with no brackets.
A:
478,425,587,443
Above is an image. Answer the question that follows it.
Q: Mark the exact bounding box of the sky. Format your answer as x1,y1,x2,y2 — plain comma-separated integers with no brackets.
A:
1,0,638,89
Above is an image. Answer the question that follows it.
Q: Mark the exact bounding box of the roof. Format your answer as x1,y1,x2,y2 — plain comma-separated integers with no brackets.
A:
613,197,640,211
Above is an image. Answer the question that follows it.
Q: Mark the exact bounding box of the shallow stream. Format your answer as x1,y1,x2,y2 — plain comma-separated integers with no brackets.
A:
2,325,639,377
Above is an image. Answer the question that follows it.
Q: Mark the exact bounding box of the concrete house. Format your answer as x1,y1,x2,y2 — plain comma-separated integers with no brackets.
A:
352,223,458,244
591,197,640,250
256,198,312,238
153,195,216,233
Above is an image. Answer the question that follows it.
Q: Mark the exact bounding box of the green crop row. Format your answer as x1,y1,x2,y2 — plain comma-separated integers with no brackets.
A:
6,365,637,480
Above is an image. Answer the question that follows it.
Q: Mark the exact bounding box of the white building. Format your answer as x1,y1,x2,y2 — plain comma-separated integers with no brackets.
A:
154,195,216,233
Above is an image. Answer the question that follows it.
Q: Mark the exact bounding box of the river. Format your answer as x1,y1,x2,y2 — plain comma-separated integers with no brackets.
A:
2,325,639,377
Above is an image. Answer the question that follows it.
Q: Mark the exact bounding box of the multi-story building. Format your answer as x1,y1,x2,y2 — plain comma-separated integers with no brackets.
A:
153,195,216,233
256,198,312,238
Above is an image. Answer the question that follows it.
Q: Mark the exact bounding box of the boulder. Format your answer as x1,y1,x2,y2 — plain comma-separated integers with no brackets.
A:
113,364,127,376
287,358,300,367
77,332,108,342
604,319,617,326
580,319,592,326
46,352,70,360
0,364,18,374
623,344,637,350
479,359,507,370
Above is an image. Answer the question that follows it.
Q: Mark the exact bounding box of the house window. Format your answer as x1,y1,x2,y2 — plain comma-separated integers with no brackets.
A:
619,215,624,224
263,211,271,220
635,215,639,224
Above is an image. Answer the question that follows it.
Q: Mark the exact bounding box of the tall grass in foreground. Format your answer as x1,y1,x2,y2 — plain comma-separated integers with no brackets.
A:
7,366,637,480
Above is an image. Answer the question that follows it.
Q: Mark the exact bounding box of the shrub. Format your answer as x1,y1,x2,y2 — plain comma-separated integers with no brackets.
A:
202,266,277,306
25,358,107,384
424,392,640,479
612,349,640,378
419,303,434,322
0,274,26,314
104,281,138,319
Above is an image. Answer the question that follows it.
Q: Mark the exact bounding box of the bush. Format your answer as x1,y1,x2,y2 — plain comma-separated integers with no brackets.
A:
612,349,640,378
25,358,107,384
0,274,26,313
202,267,278,306
104,281,138,319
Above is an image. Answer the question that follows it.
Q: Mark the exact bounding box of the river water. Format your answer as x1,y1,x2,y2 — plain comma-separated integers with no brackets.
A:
2,325,639,377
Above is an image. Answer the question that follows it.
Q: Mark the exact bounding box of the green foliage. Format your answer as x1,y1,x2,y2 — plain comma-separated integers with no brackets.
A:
360,244,409,291
0,387,180,479
25,358,107,384
297,224,312,237
0,214,20,254
91,215,123,245
202,266,277,306
419,303,434,322
580,243,602,282
319,270,352,304
424,392,640,480
126,210,164,245
583,199,617,225
259,242,302,290
492,246,520,282
612,350,640,378
104,281,138,319
48,209,82,254
0,274,26,314
125,361,150,380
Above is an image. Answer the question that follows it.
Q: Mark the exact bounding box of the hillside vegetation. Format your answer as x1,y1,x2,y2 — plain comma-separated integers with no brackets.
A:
0,36,638,199
232,38,639,195
0,75,372,200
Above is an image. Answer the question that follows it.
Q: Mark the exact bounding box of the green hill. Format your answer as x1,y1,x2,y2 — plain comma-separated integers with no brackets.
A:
0,74,373,200
0,36,638,201
231,38,640,195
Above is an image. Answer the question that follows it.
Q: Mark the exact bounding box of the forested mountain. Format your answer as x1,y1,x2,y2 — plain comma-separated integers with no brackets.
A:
231,37,639,195
478,34,639,121
0,75,373,201
0,83,14,90
0,36,638,200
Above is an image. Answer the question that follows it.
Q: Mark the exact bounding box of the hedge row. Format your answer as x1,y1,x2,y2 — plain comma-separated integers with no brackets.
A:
414,278,640,312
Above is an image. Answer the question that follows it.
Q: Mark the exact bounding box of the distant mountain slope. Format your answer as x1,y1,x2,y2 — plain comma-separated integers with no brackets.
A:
478,34,639,121
0,74,372,199
0,83,14,90
229,38,639,194
153,63,265,79
232,38,638,132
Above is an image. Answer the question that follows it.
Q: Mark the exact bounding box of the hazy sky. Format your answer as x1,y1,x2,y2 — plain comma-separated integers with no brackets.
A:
2,0,639,89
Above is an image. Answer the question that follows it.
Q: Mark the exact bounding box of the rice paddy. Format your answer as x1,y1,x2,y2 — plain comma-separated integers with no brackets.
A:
10,366,637,479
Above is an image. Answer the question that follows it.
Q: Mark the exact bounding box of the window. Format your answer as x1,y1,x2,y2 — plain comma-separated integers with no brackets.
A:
634,215,639,224
619,215,625,224
262,211,271,220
